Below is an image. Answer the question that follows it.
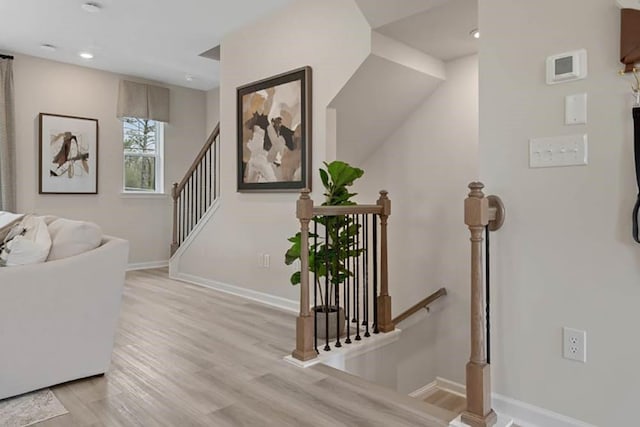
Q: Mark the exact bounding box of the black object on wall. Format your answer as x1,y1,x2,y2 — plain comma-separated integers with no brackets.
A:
633,108,640,243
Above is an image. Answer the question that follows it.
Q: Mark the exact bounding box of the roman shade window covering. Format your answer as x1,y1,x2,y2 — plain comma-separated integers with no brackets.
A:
116,80,170,122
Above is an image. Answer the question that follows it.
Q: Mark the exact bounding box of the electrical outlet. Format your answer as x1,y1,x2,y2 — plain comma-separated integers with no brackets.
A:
264,254,270,268
563,327,586,363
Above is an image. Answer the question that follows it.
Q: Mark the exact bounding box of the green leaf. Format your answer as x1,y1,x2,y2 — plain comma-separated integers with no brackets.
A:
327,161,364,190
319,168,329,189
290,271,301,285
287,232,301,243
285,246,300,265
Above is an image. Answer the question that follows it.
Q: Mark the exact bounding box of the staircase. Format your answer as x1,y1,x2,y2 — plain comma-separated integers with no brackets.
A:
170,123,220,256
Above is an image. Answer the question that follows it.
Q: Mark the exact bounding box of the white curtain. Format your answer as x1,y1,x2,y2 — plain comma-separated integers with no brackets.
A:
0,58,15,212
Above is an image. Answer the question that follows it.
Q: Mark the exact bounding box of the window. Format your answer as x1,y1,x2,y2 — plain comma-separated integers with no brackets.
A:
123,117,164,193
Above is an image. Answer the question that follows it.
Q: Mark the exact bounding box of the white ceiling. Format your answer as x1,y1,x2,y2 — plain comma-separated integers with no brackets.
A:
0,0,292,91
376,0,478,61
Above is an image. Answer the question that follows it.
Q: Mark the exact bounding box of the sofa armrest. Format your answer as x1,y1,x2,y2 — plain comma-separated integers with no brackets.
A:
0,236,129,399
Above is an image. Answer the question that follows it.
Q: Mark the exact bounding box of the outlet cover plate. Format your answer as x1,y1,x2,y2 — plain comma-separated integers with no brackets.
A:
563,327,586,363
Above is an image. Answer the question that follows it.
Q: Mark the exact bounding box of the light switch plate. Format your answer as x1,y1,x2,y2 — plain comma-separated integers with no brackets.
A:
565,93,587,125
529,134,588,168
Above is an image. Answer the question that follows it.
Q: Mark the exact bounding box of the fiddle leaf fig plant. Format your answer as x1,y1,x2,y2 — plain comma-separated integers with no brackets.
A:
285,160,364,311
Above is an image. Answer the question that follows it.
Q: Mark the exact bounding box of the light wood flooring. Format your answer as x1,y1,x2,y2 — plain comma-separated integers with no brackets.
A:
33,269,451,426
422,390,466,422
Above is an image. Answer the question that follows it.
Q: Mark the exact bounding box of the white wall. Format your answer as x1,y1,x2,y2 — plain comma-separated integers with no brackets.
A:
13,54,206,264
206,86,220,136
178,0,372,301
355,54,478,388
343,309,440,394
480,1,638,425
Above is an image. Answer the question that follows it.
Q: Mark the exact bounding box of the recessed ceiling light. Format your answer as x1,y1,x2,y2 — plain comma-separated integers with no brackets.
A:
79,52,94,59
470,29,480,39
81,2,102,13
40,44,57,52
185,74,194,82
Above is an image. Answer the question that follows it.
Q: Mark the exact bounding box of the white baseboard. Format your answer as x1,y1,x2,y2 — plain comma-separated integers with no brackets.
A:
491,392,596,427
171,271,299,314
413,378,595,427
127,260,169,271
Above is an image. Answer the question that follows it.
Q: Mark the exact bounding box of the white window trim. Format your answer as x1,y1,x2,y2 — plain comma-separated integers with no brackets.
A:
122,120,165,194
120,191,168,199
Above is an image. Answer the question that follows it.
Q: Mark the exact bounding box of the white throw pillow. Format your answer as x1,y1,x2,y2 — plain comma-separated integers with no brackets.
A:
47,219,102,261
0,215,52,266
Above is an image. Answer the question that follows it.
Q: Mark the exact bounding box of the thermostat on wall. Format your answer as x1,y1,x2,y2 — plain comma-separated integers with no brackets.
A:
546,49,587,84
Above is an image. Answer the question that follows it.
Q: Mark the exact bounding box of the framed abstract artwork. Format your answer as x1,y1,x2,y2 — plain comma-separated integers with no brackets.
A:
237,66,312,192
39,113,99,194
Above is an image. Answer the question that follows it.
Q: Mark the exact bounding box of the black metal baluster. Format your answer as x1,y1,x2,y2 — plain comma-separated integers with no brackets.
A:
181,190,185,244
200,161,204,217
351,213,357,324
345,215,352,345
373,214,379,334
335,216,342,348
186,180,190,234
194,167,198,225
324,220,330,351
177,194,181,245
208,147,212,207
355,214,361,341
314,219,318,354
214,141,218,199
195,165,199,223
485,224,491,364
347,215,358,323
195,165,198,222
198,162,202,218
191,175,195,232
181,194,185,244
363,214,370,338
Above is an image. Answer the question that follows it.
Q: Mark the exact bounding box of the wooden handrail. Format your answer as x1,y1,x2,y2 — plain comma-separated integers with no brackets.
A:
392,288,447,325
174,123,219,198
312,204,383,216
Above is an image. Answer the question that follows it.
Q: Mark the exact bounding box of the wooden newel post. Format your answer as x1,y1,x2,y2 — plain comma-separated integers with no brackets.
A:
376,190,394,333
171,183,179,256
292,189,317,361
461,182,497,427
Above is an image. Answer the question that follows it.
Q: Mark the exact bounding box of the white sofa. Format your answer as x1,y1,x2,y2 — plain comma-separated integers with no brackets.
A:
0,235,129,400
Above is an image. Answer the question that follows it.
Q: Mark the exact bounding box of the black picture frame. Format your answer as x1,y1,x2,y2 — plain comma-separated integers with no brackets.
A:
237,66,312,192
